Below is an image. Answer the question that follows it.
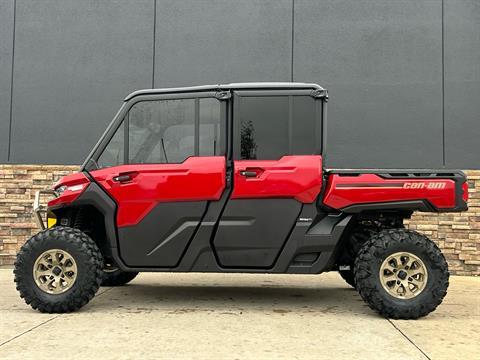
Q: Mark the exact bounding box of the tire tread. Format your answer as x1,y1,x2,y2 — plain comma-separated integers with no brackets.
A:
354,228,449,319
14,226,103,313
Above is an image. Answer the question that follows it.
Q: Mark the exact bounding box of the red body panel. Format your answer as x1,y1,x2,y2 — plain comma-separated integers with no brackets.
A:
48,173,89,207
90,156,226,227
323,173,457,210
232,155,323,203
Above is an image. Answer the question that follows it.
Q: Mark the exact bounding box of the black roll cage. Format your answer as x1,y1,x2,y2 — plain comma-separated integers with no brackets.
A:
81,83,328,171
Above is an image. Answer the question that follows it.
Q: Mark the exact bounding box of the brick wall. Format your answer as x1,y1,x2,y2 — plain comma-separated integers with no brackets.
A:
405,171,480,276
0,165,479,275
0,165,78,266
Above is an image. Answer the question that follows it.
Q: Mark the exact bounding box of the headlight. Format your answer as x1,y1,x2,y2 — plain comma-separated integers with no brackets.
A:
54,184,86,197
54,185,67,196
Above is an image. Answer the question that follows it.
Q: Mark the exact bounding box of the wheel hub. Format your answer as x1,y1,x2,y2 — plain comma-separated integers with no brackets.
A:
397,269,408,280
33,249,78,294
379,252,428,300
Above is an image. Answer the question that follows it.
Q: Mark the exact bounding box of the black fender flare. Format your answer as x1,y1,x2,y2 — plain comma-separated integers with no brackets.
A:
70,182,119,258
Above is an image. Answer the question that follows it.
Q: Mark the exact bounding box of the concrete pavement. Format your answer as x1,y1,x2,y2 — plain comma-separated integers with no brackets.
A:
0,269,478,359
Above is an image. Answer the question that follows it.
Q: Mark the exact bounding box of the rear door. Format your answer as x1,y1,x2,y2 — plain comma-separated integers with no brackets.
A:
212,90,324,268
90,92,227,267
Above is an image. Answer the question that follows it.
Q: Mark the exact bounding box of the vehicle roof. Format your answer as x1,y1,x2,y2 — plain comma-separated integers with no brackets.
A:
124,82,324,101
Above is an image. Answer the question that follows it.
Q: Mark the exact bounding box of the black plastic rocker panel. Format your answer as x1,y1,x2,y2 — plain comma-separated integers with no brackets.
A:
285,206,352,274
69,182,352,274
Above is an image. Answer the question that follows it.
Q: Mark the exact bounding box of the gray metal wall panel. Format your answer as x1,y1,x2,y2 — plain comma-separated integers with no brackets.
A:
154,0,292,88
9,0,154,164
2,0,479,169
0,0,14,162
294,0,444,169
444,0,480,169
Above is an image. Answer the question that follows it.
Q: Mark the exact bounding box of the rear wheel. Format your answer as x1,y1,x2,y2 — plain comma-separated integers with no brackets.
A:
101,266,138,286
354,229,449,319
14,227,103,313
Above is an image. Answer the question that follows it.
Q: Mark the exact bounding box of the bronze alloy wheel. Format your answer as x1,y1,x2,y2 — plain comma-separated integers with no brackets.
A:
15,227,103,312
33,249,78,294
355,229,449,319
379,251,428,300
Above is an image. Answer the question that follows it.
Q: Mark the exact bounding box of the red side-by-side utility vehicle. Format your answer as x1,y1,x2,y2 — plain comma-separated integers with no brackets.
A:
14,83,468,318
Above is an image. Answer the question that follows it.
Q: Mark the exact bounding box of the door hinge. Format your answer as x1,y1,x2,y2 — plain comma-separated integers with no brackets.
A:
310,89,328,101
215,91,231,100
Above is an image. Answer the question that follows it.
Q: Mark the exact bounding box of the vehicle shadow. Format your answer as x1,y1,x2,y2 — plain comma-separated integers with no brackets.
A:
86,279,374,317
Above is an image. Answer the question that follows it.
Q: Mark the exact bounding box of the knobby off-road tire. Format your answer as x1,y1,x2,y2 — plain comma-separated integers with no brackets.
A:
14,226,103,313
101,269,138,286
354,229,449,319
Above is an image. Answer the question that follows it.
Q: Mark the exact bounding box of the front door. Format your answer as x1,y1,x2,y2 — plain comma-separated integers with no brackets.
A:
90,93,227,267
212,90,324,268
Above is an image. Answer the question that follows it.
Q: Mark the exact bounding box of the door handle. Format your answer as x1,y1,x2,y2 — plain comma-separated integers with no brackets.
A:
240,170,258,178
113,174,132,183
112,171,138,184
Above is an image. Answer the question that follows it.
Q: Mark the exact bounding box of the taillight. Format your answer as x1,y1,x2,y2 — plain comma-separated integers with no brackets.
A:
462,182,469,202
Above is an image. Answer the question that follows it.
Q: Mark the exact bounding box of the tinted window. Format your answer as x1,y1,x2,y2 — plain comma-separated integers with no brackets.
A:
240,97,288,160
128,99,195,164
95,97,224,168
291,96,317,154
199,98,222,156
238,95,318,160
97,122,124,168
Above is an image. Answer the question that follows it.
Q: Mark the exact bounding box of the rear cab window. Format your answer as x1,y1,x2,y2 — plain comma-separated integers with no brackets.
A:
233,91,322,160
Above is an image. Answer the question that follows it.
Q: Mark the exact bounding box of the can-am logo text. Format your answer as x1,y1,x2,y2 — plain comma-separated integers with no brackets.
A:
403,182,447,190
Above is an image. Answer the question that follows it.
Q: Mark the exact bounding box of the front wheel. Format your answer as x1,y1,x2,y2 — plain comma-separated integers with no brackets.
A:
14,227,103,313
354,229,449,319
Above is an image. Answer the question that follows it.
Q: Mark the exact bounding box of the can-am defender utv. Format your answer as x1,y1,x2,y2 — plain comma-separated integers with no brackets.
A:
14,83,468,318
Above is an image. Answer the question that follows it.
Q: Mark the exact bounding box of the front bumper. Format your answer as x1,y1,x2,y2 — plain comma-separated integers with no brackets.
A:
33,189,57,229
